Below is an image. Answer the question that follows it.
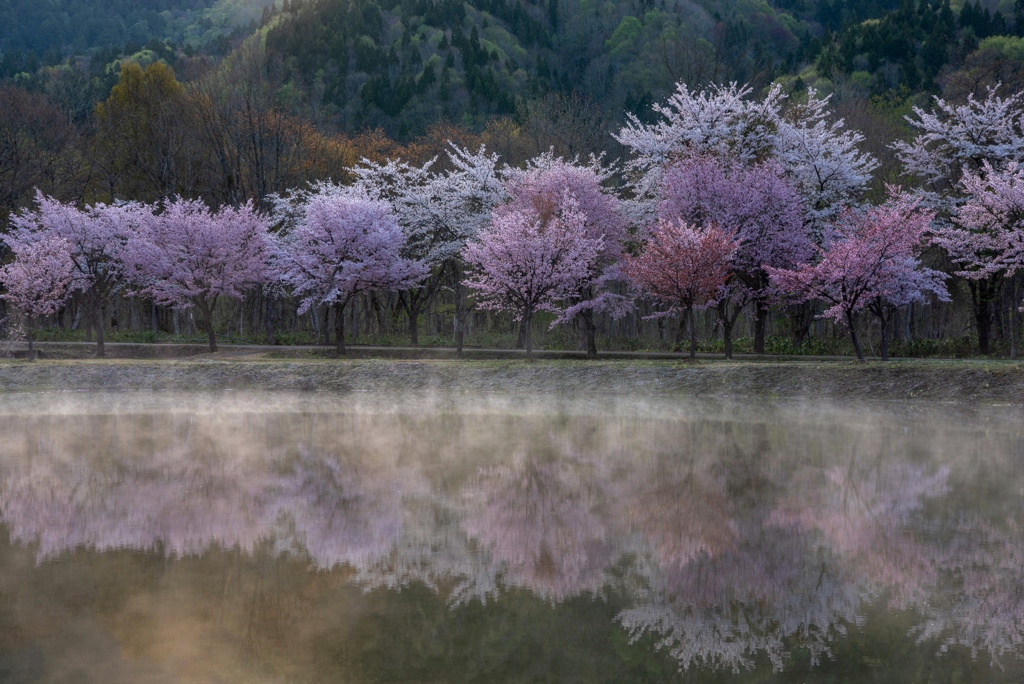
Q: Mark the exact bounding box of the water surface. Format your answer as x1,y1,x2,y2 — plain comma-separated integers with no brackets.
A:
0,392,1022,683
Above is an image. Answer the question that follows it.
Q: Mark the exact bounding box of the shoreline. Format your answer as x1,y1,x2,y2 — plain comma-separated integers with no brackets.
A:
0,356,1021,402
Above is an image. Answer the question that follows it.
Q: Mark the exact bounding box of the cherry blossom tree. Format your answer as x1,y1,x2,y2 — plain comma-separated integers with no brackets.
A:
121,198,272,352
462,194,603,359
615,82,876,232
768,193,948,361
0,236,74,358
894,87,1024,198
895,87,1024,353
932,162,1024,355
353,145,506,350
274,188,428,355
623,220,737,359
8,191,139,357
503,153,629,358
774,93,879,227
660,155,810,356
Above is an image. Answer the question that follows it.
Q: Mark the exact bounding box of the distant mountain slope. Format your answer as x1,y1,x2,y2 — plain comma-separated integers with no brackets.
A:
0,0,272,56
261,0,825,136
2,0,1022,142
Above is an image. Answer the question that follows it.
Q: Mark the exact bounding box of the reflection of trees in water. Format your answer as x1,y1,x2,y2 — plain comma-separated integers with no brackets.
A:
461,453,612,601
606,426,859,673
273,446,420,570
0,438,277,560
0,403,1023,675
774,458,949,608
770,434,1024,669
0,413,422,572
914,518,1024,664
618,520,864,673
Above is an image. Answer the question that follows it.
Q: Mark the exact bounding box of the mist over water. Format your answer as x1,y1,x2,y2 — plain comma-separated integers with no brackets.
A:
0,392,1022,683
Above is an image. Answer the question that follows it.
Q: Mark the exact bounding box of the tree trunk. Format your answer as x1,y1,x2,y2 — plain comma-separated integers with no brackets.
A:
88,290,104,360
880,312,889,362
716,300,742,360
846,309,865,361
94,300,106,358
454,271,465,359
516,317,528,349
264,292,275,345
84,302,93,342
1012,304,1017,360
206,320,217,352
335,302,346,355
321,305,330,346
409,300,420,346
583,310,597,359
674,315,687,351
969,278,999,355
688,306,697,360
976,292,991,355
753,300,768,354
789,302,813,348
351,297,358,342
199,297,218,352
27,324,34,360
1011,277,1019,360
523,309,534,359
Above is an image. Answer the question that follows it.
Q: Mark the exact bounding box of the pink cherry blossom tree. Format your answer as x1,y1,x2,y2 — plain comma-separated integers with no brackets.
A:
768,193,949,361
660,155,810,356
274,188,428,355
623,220,737,359
8,191,139,357
503,153,629,358
932,161,1024,355
0,237,75,358
462,194,603,359
121,198,272,352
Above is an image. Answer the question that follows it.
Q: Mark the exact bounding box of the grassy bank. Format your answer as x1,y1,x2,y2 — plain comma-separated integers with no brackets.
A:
28,326,1008,359
0,356,1021,402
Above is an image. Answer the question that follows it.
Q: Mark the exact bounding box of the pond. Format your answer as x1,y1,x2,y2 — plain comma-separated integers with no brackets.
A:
0,391,1022,683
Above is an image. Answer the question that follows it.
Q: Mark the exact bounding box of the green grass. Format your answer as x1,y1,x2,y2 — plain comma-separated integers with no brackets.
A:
25,326,1024,361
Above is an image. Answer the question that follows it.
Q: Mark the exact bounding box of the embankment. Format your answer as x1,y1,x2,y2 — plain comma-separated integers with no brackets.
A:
0,358,1020,402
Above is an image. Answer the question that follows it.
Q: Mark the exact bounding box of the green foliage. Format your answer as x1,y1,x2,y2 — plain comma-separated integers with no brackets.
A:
253,0,806,138
700,335,849,356
605,16,643,58
979,33,1024,59
10,0,1021,140
809,0,1024,95
0,0,274,61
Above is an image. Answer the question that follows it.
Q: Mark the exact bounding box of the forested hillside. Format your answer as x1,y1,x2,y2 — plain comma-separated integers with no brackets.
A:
258,0,811,135
4,0,1023,137
0,0,272,63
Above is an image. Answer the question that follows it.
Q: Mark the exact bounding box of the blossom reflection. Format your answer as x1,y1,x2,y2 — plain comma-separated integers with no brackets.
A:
0,395,1021,677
